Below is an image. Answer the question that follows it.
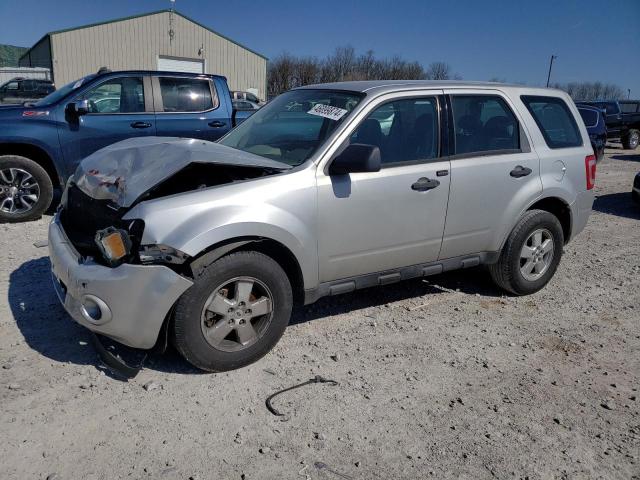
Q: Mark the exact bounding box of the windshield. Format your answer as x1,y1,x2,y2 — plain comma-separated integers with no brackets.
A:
219,89,363,166
34,74,96,107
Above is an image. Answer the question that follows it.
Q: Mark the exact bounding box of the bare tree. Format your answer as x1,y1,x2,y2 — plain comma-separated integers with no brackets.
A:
551,81,625,101
425,61,452,80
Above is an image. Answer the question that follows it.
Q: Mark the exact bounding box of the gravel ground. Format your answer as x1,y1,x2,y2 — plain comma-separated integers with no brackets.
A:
1,146,639,480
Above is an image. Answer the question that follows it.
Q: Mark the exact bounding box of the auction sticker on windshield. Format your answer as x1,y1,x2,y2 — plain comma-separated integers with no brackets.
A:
307,103,348,121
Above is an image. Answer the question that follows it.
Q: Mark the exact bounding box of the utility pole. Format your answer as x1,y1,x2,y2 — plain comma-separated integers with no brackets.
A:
628,89,632,99
546,55,557,88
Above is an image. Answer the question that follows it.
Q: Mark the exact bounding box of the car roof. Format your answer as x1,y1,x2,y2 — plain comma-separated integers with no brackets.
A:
295,80,571,99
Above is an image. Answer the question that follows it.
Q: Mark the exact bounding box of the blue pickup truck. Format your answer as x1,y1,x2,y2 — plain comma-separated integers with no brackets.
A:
0,69,253,222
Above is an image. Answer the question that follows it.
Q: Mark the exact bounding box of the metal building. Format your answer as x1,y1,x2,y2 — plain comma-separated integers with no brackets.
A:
18,9,267,99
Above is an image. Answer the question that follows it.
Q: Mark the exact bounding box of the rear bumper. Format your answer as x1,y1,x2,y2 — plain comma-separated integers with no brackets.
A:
48,215,193,349
569,190,595,241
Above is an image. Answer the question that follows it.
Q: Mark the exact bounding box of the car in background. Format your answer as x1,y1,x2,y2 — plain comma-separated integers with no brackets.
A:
633,171,640,204
577,100,640,149
231,90,264,105
0,69,252,223
577,105,607,162
0,78,55,104
232,99,261,111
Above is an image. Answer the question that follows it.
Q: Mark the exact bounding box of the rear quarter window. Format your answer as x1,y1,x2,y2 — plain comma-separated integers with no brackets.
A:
521,96,582,149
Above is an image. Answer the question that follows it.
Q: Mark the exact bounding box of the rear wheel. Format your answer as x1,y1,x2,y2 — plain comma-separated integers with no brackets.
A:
622,129,639,150
0,155,53,223
173,251,292,372
489,209,564,295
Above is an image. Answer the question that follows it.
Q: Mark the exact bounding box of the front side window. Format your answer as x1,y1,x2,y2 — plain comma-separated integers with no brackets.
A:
220,89,363,166
521,95,582,149
350,97,439,165
158,77,214,112
451,95,520,155
80,77,145,113
6,81,18,91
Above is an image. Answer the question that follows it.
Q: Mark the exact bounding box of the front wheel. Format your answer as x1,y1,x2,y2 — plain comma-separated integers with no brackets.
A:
173,251,293,372
489,209,564,295
0,155,53,223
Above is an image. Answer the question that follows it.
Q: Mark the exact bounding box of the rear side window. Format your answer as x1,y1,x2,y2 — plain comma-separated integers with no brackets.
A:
158,77,214,112
621,103,638,113
451,95,520,155
578,108,598,128
521,96,582,149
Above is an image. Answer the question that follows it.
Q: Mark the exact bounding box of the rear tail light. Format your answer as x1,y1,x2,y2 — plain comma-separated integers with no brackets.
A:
585,154,596,190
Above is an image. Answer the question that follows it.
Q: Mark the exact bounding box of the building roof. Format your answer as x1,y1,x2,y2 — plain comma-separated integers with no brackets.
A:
19,9,267,63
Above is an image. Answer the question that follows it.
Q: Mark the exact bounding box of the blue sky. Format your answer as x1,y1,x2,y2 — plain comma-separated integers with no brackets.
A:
1,0,639,95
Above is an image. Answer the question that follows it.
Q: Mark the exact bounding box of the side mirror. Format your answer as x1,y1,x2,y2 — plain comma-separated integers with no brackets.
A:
67,99,89,116
329,143,381,175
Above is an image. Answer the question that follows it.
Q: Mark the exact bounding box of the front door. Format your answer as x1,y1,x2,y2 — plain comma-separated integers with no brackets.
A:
439,90,543,259
57,75,156,177
317,94,451,282
152,75,231,141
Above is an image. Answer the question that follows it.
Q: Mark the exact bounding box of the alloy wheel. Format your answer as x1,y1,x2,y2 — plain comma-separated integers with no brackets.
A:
0,168,40,214
200,276,274,352
519,228,554,282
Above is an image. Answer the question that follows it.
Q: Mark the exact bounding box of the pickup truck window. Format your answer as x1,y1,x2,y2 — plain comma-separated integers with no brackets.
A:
158,77,214,112
350,97,439,165
521,95,582,149
621,102,639,113
80,77,145,114
451,95,520,155
220,89,363,166
34,74,97,107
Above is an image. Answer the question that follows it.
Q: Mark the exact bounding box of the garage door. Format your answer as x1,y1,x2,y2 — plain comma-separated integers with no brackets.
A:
157,57,204,74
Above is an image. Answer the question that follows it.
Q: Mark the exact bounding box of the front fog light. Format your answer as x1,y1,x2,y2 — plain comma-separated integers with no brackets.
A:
95,227,132,266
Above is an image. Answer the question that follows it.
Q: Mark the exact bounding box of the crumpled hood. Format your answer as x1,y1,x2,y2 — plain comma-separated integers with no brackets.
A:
73,136,291,207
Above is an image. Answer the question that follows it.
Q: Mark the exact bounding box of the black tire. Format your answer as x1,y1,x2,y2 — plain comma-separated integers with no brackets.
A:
489,209,564,295
0,155,53,223
622,129,639,150
173,251,292,372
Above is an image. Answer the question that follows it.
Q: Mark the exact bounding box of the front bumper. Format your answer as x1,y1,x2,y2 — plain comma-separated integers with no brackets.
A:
48,215,193,349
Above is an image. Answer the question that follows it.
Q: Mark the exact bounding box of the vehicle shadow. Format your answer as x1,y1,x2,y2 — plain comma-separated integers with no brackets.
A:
291,266,504,325
9,257,503,377
8,257,201,379
609,154,640,163
593,192,640,220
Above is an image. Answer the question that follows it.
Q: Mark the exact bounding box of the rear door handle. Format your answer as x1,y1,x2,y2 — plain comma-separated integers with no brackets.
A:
208,121,226,128
411,177,440,191
130,121,152,129
510,165,532,178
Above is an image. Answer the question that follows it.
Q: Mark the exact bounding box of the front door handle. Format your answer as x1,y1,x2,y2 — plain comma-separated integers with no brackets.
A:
510,165,532,178
130,121,152,129
208,120,226,128
411,177,440,191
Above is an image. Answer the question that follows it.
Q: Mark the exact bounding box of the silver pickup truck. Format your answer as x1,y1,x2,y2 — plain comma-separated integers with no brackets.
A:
48,81,595,372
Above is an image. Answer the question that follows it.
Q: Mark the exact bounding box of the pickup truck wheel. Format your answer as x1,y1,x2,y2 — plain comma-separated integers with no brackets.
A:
489,209,563,295
622,129,639,150
0,155,53,223
173,251,293,372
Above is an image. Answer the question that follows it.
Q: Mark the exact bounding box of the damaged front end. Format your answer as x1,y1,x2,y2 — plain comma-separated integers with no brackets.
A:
51,137,290,374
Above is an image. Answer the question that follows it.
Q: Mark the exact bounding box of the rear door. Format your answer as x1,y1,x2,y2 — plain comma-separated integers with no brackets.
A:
152,75,231,141
439,90,542,259
57,74,156,176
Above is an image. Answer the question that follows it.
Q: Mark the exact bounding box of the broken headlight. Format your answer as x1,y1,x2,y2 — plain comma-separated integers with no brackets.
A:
95,227,132,266
139,244,189,265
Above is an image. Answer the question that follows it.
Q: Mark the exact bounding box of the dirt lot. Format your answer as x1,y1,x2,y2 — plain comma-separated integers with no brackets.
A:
1,147,639,480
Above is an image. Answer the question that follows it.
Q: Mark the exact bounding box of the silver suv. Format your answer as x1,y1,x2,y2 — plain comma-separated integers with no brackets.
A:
49,81,596,372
